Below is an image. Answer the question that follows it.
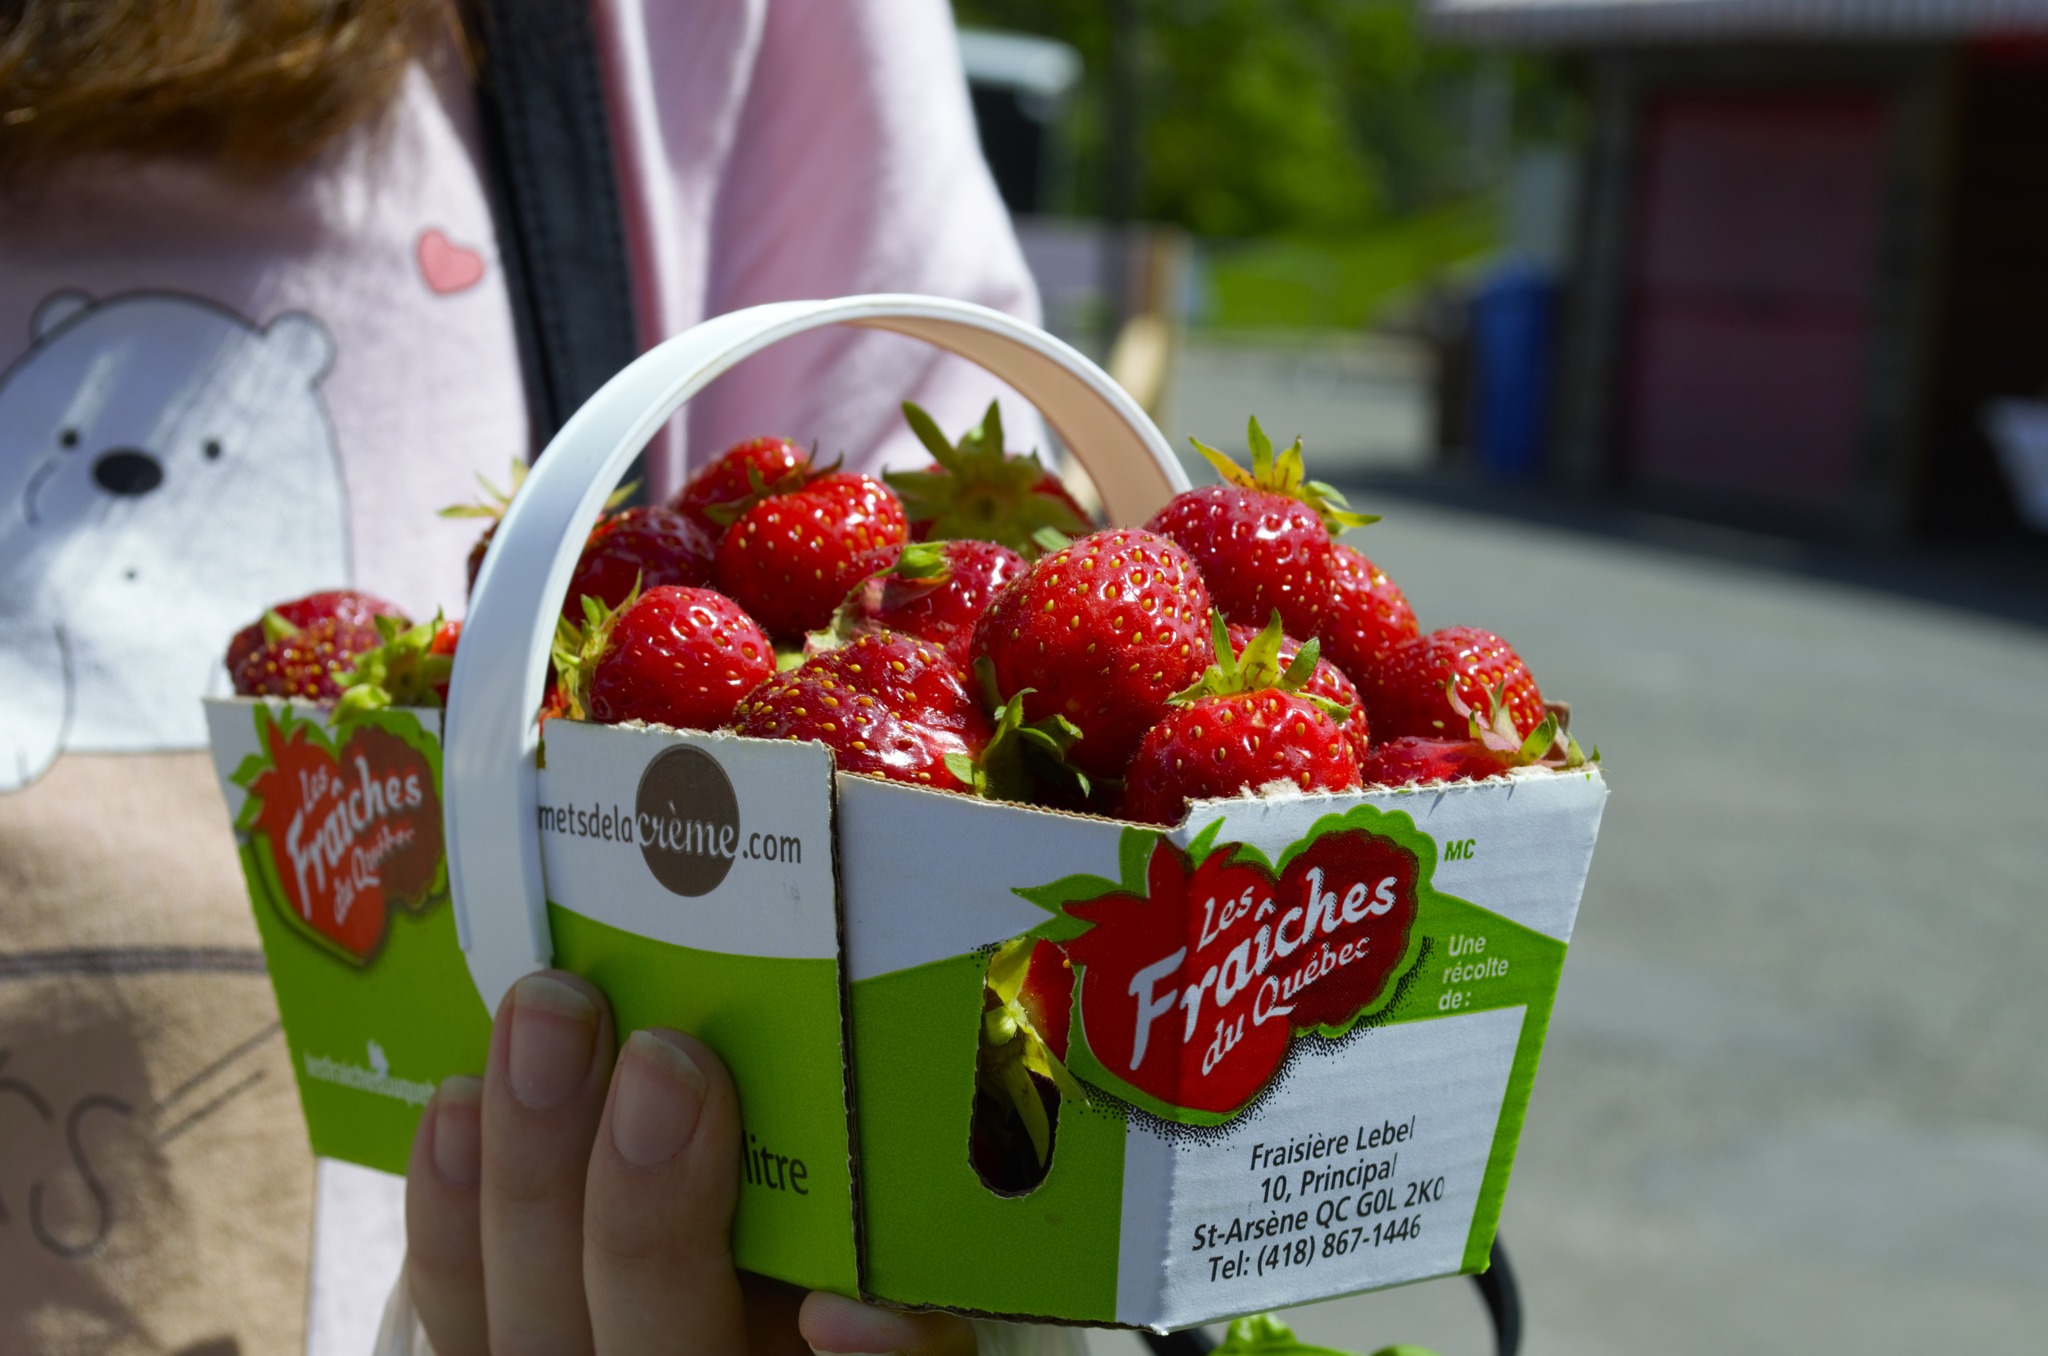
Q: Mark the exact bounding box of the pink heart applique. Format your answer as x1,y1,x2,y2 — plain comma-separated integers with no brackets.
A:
417,229,486,295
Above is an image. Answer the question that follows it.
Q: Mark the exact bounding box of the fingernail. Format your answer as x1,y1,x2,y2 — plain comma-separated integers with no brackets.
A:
432,1076,482,1186
611,1029,708,1168
801,1292,927,1354
508,973,597,1109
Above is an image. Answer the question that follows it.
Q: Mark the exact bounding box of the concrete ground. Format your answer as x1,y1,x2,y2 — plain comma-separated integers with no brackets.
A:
1155,335,1434,480
1082,399,2048,1352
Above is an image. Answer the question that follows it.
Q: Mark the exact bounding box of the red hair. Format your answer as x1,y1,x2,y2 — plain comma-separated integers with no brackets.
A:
0,1,456,180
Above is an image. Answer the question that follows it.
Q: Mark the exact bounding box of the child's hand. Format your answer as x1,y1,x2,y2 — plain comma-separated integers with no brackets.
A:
403,969,974,1355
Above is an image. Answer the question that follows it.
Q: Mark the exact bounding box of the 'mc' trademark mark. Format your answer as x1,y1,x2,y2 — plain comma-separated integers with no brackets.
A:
1443,839,1476,861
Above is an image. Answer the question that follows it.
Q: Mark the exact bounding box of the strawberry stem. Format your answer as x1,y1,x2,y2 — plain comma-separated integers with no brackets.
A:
1169,610,1346,724
699,457,826,527
333,612,454,734
885,401,1090,556
550,578,641,721
892,541,951,581
1189,417,1382,534
977,935,1085,1169
953,685,1091,805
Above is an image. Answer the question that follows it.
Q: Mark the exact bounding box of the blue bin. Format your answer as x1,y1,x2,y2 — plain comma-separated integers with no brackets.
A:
1472,262,1559,479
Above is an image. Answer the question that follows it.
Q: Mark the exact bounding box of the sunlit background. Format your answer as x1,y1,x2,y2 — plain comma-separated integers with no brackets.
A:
949,2,2048,1351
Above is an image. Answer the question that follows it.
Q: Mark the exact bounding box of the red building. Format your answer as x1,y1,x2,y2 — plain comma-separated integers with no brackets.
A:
1434,1,2048,539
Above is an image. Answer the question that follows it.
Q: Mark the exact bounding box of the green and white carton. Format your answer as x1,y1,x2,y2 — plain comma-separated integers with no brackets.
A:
204,296,1607,1330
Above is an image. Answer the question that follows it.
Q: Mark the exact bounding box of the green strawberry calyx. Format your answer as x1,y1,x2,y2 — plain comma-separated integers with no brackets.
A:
976,935,1086,1167
439,460,637,525
944,656,1091,804
1213,1313,1381,1356
1190,416,1380,534
333,613,454,733
698,449,830,528
550,580,642,722
258,608,301,644
1170,611,1354,724
885,400,1090,557
437,460,527,523
802,544,935,657
1445,681,1594,769
891,539,952,582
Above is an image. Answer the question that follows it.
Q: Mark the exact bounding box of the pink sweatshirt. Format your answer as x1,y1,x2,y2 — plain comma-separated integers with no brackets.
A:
0,0,1034,684
0,4,1036,1352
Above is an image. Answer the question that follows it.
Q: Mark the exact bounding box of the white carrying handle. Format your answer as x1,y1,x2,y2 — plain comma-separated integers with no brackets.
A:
445,295,1192,1010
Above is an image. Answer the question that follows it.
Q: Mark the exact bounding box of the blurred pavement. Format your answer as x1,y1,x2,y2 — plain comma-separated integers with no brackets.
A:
1156,336,1434,478
1085,448,2048,1353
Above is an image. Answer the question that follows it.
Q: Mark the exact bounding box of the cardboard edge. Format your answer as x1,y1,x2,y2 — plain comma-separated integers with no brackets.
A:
532,718,1608,841
1461,1000,1543,1275
1178,762,1609,823
824,766,871,1300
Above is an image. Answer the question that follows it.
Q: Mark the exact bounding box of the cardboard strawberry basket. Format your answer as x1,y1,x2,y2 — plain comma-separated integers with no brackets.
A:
205,295,1606,1330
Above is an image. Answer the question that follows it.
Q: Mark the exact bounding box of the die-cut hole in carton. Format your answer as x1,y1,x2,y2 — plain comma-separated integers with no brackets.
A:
969,935,1078,1197
205,294,1606,1331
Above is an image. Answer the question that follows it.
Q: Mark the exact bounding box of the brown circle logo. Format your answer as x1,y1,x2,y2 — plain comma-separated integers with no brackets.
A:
635,745,741,896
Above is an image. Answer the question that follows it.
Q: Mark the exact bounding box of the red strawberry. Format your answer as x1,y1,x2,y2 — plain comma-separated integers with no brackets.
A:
670,435,810,537
885,401,1090,556
333,614,461,721
227,591,408,700
833,539,1025,663
1316,543,1418,683
972,527,1211,780
465,528,493,596
714,472,908,639
1360,688,1588,788
733,631,991,790
444,462,646,597
1121,613,1361,826
1123,687,1359,825
421,617,462,706
1016,938,1073,1060
556,585,774,732
1367,626,1545,741
1358,736,1515,788
564,504,714,622
1226,620,1369,762
429,618,461,659
1144,418,1374,637
537,680,571,726
440,463,525,596
981,936,1074,1065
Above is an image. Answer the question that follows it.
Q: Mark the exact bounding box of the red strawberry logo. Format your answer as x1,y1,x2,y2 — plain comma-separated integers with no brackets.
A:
1047,808,1425,1121
235,706,445,963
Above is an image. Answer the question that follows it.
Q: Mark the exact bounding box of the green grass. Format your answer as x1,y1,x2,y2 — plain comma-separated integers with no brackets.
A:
1198,198,1499,331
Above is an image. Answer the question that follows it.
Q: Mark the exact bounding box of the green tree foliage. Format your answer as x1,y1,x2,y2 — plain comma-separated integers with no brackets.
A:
954,0,1539,237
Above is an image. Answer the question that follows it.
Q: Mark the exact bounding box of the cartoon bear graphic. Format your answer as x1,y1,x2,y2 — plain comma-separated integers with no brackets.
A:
0,291,349,792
